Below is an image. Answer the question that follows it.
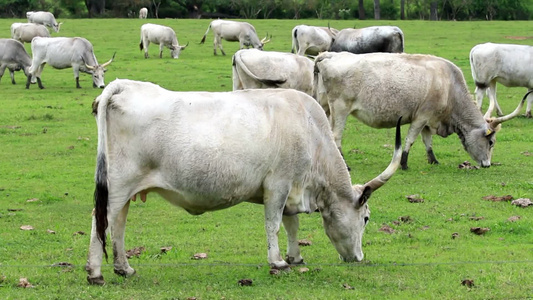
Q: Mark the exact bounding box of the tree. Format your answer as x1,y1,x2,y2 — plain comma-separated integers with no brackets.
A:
174,0,203,18
400,0,405,19
85,0,105,17
374,0,380,19
358,0,365,19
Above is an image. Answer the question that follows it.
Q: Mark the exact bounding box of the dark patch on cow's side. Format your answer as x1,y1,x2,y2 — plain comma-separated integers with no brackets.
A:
475,81,488,89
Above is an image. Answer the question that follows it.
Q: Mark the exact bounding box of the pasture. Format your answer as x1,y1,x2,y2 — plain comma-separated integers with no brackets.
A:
0,18,532,299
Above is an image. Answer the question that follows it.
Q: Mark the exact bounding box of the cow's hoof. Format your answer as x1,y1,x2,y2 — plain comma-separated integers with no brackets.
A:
87,275,105,285
269,261,290,270
114,267,136,277
285,255,305,265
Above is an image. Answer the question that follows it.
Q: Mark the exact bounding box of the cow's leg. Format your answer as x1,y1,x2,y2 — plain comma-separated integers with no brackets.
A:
86,192,130,285
282,215,304,265
401,121,425,170
525,89,533,118
215,36,225,56
144,40,150,58
487,82,503,117
422,127,438,165
0,64,6,84
159,44,164,58
9,68,16,84
73,67,82,89
328,98,350,153
474,86,486,110
112,200,135,277
263,186,290,269
35,64,45,89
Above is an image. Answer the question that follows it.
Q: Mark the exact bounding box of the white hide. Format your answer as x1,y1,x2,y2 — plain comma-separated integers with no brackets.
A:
139,23,187,59
291,25,338,56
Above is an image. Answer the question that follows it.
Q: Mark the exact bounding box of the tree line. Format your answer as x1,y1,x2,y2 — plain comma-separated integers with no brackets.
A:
1,0,531,20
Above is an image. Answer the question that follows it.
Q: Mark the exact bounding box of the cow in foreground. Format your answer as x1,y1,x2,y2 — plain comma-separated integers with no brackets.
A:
470,42,533,118
314,52,526,169
291,25,338,56
232,49,315,96
139,23,188,59
86,79,402,285
0,39,34,84
26,37,115,89
139,7,148,19
330,26,404,54
10,23,50,43
200,19,270,55
26,11,61,33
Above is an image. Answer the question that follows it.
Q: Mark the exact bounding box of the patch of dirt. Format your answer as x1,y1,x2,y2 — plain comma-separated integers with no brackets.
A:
192,252,208,260
458,161,479,169
511,198,532,208
379,224,395,234
504,36,533,40
238,278,253,286
470,227,490,235
508,216,521,222
482,195,513,202
298,239,312,246
406,194,425,203
126,246,145,258
461,279,475,288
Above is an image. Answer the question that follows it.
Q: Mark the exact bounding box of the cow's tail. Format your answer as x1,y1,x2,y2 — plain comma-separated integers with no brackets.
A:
233,51,286,87
469,47,486,89
200,23,211,44
139,34,144,51
291,27,299,53
313,54,329,106
92,83,120,261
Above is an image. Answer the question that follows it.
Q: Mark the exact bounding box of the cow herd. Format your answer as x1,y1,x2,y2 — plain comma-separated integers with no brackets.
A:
0,14,531,285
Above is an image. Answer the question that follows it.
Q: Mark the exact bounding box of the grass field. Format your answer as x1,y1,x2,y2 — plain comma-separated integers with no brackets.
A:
0,18,532,299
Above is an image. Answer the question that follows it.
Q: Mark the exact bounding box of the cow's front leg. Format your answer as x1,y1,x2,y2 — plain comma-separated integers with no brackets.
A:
282,215,304,265
86,214,106,285
264,188,290,269
112,200,135,277
159,44,164,58
401,121,425,170
9,68,16,84
525,90,533,118
422,127,439,165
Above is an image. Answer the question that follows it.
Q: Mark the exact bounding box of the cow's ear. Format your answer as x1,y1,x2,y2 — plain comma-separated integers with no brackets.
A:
358,185,372,207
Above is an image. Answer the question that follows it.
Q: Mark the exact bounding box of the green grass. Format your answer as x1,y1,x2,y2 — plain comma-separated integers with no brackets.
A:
0,19,532,299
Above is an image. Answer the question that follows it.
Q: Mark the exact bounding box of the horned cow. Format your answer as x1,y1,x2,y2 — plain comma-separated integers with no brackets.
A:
139,23,188,59
329,26,404,54
85,79,402,285
470,42,533,118
291,25,338,56
200,20,270,56
232,49,315,96
314,52,526,170
0,39,34,85
10,23,50,44
26,11,61,33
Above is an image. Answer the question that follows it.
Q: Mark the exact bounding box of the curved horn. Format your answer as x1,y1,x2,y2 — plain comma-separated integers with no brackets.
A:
364,117,402,192
85,64,95,70
101,52,116,68
488,90,532,127
181,41,189,49
327,22,338,38
261,33,271,44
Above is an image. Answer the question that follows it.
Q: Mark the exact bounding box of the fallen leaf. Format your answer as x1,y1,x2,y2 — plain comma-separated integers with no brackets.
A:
68,145,75,150
511,198,532,208
160,246,172,253
73,231,85,236
26,198,39,202
238,279,253,286
470,227,490,235
298,239,312,246
406,194,424,203
343,283,354,290
17,278,34,288
469,216,484,221
507,216,521,222
451,232,459,239
192,253,208,260
398,216,412,223
7,208,22,212
482,195,513,202
298,267,309,273
461,279,475,288
458,161,479,169
126,246,145,258
47,229,56,234
269,269,280,275
20,225,34,230
521,151,531,156
379,224,395,234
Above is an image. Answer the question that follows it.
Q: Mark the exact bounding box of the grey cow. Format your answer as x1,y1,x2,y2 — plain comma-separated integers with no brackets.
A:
11,23,50,44
26,11,61,33
0,39,34,85
200,19,270,55
330,26,404,54
314,52,526,169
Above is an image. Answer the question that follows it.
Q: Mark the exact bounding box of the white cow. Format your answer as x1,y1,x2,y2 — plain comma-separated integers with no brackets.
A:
26,11,61,33
232,49,315,96
26,37,115,89
0,39,34,85
291,25,338,56
139,7,148,19
10,23,50,43
85,79,402,285
330,26,404,54
200,19,270,55
139,23,188,59
314,52,526,169
470,42,533,118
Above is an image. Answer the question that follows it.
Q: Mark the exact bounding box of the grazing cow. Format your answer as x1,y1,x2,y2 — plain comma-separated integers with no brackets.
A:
85,79,402,285
314,52,526,169
291,25,338,56
26,37,115,89
139,23,188,59
200,19,270,56
10,23,50,43
0,39,34,84
232,49,315,96
329,26,404,54
470,42,533,118
139,7,148,19
26,11,61,33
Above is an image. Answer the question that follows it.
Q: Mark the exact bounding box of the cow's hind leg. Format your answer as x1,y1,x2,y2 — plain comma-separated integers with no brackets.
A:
8,68,16,84
401,121,425,170
487,82,504,116
282,215,304,265
525,89,533,118
422,127,438,165
159,44,164,58
263,184,290,269
112,200,136,277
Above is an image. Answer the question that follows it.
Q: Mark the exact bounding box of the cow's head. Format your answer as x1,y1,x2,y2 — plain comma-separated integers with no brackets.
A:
86,52,115,88
170,42,189,59
321,117,402,262
462,91,530,167
255,34,271,50
52,22,62,33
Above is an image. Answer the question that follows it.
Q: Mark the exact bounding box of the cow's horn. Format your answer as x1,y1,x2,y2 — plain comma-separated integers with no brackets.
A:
85,64,95,70
181,41,190,49
327,22,338,38
364,117,402,192
261,33,271,44
101,52,116,68
488,90,532,128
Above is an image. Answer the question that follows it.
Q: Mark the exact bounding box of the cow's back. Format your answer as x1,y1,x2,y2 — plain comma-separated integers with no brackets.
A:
0,39,30,63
